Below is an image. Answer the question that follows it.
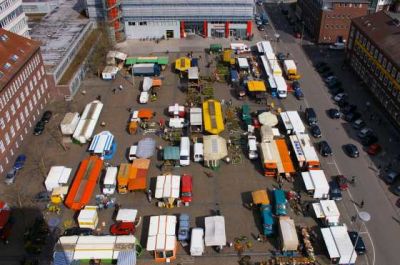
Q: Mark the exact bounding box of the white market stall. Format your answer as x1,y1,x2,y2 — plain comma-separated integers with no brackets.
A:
237,57,249,70
146,215,177,262
116,209,138,223
204,216,226,249
78,206,98,229
278,216,299,252
102,66,119,80
155,174,181,208
73,100,103,144
258,111,278,127
88,131,115,159
44,166,72,192
203,135,228,169
301,170,330,199
313,200,340,226
60,112,80,136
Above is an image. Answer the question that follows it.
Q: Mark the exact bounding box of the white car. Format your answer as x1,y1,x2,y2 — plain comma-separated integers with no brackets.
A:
329,42,346,50
333,93,347,102
247,135,258,160
139,91,149,104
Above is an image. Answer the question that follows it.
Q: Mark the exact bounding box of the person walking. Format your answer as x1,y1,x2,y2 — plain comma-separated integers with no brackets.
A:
360,200,364,208
147,189,152,203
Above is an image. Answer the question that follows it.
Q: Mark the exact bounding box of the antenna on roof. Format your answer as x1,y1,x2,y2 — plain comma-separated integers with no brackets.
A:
0,34,9,42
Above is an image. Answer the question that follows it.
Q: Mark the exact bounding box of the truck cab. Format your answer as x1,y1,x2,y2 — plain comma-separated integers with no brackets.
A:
247,135,258,160
273,189,287,216
260,204,274,236
128,145,138,161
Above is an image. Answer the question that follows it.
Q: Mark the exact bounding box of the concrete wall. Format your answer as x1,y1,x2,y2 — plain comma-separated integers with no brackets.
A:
22,0,60,14
124,20,180,39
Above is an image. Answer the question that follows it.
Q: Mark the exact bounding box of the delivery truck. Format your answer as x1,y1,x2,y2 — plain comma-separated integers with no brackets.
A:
283,60,301,80
278,216,299,253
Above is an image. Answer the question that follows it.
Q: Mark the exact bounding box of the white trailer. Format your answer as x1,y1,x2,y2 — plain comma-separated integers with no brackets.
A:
60,112,80,136
78,206,98,229
301,170,329,199
102,66,119,80
237,57,250,69
155,174,181,206
147,215,177,262
204,216,226,249
73,100,103,144
280,111,305,135
280,112,294,136
321,226,357,264
260,125,278,143
313,200,340,226
289,134,320,169
230,43,250,54
116,209,138,223
275,76,287,98
190,228,205,256
54,235,136,264
190,108,202,133
88,131,115,156
44,166,72,192
278,216,299,252
103,167,118,195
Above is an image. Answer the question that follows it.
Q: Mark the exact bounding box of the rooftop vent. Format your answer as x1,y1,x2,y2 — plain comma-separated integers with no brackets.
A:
0,71,4,79
0,34,8,42
3,62,11,70
10,54,19,62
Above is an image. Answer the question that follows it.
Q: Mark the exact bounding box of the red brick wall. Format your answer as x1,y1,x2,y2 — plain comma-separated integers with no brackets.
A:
0,49,53,174
318,3,368,43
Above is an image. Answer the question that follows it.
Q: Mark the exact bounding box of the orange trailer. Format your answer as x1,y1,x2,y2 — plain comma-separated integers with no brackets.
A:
118,159,150,194
275,139,295,175
65,156,103,210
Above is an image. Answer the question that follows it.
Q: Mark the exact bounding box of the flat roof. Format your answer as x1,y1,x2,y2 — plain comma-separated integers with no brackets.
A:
352,11,400,68
29,0,91,72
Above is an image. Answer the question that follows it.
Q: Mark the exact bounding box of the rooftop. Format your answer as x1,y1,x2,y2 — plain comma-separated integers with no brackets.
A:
29,0,90,72
0,29,39,90
352,11,400,68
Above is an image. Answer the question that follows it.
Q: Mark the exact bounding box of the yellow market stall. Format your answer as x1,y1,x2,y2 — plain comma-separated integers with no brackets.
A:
175,57,191,72
202,100,224,135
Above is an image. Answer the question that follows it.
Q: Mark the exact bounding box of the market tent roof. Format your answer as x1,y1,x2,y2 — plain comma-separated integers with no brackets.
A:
125,56,169,66
237,57,249,69
155,174,181,199
312,200,340,219
137,109,153,119
203,100,224,135
88,131,114,154
157,57,169,65
279,217,299,251
142,77,153,92
175,57,191,72
203,135,228,161
136,138,156,158
116,209,138,222
117,250,136,265
188,67,199,80
204,216,226,247
247,80,266,92
147,215,177,251
252,190,269,205
125,57,137,65
163,146,180,160
258,112,278,126
102,66,119,75
53,251,74,265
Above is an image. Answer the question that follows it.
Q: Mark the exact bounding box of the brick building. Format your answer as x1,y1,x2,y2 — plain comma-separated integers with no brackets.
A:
347,11,400,127
296,0,369,44
0,29,52,174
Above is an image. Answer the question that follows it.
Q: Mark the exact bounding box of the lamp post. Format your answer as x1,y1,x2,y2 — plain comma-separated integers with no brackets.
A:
348,211,371,265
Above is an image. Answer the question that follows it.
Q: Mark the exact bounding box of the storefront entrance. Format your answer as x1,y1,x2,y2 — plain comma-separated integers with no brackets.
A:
211,29,225,38
166,30,174,38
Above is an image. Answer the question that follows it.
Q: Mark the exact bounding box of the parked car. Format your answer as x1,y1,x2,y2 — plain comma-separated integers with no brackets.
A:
41,111,52,123
180,174,193,205
326,79,342,87
344,144,359,158
337,98,348,108
294,86,304,100
330,86,344,96
328,82,343,90
342,104,357,115
110,222,135,235
333,93,347,102
361,134,378,146
324,76,338,84
33,121,45,136
281,7,289,15
352,119,366,130
367,143,381,156
305,107,318,126
310,125,322,138
315,62,327,69
33,191,51,203
276,52,286,62
321,71,334,79
319,141,333,157
344,112,361,122
177,214,190,241
335,175,349,191
317,65,331,73
392,180,400,196
4,169,17,185
255,19,262,26
63,227,93,236
257,25,265,31
348,231,366,255
357,128,373,139
13,154,26,170
329,181,342,201
328,108,341,119
252,117,261,129
383,170,399,184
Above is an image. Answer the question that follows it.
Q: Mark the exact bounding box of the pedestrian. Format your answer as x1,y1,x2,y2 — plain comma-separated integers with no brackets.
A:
112,88,117,94
360,200,364,208
119,85,123,91
351,215,357,223
96,95,102,101
190,51,193,58
299,105,303,111
278,182,283,189
351,176,356,184
199,55,202,60
147,189,152,203
286,52,290,58
257,234,262,242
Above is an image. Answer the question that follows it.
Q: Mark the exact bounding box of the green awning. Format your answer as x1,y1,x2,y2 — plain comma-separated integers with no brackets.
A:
125,58,137,65
157,57,169,65
163,146,180,160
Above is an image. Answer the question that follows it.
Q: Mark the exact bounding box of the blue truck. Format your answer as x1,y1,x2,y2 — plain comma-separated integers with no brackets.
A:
132,63,161,76
273,189,288,216
260,204,274,236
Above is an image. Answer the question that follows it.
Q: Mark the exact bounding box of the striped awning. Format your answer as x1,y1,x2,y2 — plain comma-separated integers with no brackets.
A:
89,131,114,154
117,250,136,265
53,251,74,265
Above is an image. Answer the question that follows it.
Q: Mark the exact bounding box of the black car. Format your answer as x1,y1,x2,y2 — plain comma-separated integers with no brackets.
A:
317,65,331,73
328,108,341,119
281,7,289,15
344,144,360,158
319,140,333,156
344,112,361,122
321,71,335,79
337,98,348,108
33,191,51,203
33,121,45,136
330,86,344,96
348,231,366,255
361,135,378,146
305,107,318,126
342,104,357,115
328,82,343,90
310,125,322,138
315,62,327,69
41,111,52,123
63,227,94,236
329,181,343,201
276,52,286,62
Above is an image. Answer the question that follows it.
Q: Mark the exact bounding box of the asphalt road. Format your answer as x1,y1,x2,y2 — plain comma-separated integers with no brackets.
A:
260,3,400,265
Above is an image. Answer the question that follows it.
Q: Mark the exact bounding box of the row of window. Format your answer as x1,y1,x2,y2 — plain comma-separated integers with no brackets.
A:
324,24,348,29
0,53,42,112
0,0,17,13
0,5,23,28
337,3,363,8
8,16,28,36
326,14,352,19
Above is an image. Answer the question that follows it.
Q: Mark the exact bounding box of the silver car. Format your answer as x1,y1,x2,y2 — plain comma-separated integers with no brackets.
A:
5,169,17,185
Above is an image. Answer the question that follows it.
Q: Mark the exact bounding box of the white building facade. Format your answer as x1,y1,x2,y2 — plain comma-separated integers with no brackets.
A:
22,0,61,15
0,0,29,37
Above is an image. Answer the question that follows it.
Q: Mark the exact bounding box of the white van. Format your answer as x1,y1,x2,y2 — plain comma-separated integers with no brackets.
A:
180,137,191,166
128,145,138,161
193,143,204,162
190,228,205,256
103,167,118,194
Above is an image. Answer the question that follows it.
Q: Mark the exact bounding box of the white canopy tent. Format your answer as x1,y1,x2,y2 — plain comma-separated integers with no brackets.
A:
146,215,177,253
204,216,226,247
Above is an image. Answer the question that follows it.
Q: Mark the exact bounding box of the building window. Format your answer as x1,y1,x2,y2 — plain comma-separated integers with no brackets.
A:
0,140,5,153
28,100,33,111
20,93,25,102
15,98,20,109
139,21,147,26
0,118,4,129
128,22,136,26
15,119,20,130
20,112,25,123
24,106,29,117
25,86,29,97
397,72,400,83
44,79,48,89
5,133,10,145
10,125,15,137
5,111,10,122
10,104,15,115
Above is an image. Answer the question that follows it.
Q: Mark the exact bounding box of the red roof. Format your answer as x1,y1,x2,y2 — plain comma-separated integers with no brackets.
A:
0,29,40,90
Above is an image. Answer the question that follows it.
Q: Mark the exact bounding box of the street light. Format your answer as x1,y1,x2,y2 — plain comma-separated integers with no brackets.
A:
348,211,371,265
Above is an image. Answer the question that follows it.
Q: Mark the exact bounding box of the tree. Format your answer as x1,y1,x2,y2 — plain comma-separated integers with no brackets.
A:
87,23,113,77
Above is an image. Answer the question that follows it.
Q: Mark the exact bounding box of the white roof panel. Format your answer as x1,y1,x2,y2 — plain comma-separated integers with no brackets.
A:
188,67,199,79
321,228,340,259
301,172,314,191
204,216,226,247
237,57,249,69
155,175,181,199
284,60,297,70
147,215,177,251
116,209,138,222
320,200,340,217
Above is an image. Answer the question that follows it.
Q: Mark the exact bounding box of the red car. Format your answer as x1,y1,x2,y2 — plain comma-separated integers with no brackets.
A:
252,117,261,129
180,174,193,205
335,175,348,191
367,143,381,156
110,222,135,235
